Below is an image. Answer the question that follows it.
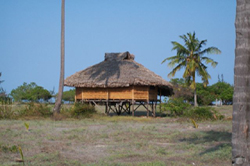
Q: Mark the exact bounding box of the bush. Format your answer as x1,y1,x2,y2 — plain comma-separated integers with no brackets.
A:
162,98,191,116
185,107,224,121
162,98,224,121
0,105,16,119
70,103,97,118
18,103,53,117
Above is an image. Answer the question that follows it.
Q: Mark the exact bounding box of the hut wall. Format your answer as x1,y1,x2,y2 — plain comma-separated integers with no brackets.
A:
109,87,133,99
134,86,149,100
149,87,158,101
75,86,158,101
76,88,83,99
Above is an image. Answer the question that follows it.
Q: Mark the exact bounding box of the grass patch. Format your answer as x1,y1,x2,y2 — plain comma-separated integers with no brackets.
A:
0,105,233,166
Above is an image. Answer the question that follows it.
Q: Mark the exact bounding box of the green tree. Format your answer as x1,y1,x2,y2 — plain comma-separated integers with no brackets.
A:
196,83,216,106
210,82,233,105
10,82,52,102
169,78,193,101
54,0,65,114
162,32,221,106
62,89,75,103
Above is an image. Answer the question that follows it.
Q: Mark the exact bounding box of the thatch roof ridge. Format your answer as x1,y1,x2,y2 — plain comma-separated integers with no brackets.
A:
64,52,173,95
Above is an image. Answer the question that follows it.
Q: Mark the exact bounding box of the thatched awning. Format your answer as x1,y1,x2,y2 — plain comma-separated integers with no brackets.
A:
64,52,173,96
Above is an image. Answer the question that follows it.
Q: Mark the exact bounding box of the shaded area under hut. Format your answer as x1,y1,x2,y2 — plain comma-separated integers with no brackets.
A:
64,52,173,117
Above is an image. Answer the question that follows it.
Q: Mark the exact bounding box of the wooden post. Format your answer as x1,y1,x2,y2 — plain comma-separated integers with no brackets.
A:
105,100,108,115
132,86,135,116
128,102,131,114
81,88,84,100
132,100,135,116
159,89,162,112
147,101,149,117
153,101,156,118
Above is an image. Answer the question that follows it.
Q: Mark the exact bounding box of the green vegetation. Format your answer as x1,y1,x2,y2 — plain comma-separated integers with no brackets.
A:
10,82,52,102
162,32,221,106
162,97,224,121
18,103,53,118
62,89,75,103
24,122,30,131
70,103,97,118
169,78,233,106
162,97,191,116
18,146,25,165
0,102,97,120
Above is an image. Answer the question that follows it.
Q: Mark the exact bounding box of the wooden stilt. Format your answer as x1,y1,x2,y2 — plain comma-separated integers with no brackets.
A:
105,101,108,115
160,89,162,112
132,100,135,116
153,101,156,118
147,101,149,117
128,102,131,114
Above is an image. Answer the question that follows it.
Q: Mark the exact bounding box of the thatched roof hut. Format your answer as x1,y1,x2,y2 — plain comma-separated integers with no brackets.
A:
65,51,173,97
65,52,173,116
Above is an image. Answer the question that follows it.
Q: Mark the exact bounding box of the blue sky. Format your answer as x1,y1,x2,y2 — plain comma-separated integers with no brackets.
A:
0,0,236,94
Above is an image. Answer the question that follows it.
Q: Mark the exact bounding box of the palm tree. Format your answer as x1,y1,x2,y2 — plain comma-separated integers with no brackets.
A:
232,0,250,165
162,32,221,106
53,0,65,114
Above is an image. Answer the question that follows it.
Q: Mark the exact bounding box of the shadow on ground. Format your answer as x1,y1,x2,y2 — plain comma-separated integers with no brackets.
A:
180,130,232,156
107,110,168,117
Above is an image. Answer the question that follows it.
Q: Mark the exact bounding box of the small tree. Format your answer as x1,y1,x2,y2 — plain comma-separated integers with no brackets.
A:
62,89,75,103
210,82,233,105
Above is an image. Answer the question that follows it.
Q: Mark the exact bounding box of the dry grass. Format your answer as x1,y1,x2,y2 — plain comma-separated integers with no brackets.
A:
0,105,232,166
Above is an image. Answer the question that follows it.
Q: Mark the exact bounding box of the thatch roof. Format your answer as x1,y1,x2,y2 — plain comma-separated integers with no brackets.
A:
64,52,173,96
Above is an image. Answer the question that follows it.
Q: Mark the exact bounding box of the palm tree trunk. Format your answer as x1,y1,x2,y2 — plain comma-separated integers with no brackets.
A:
53,0,65,114
194,88,198,107
193,73,198,107
232,0,250,165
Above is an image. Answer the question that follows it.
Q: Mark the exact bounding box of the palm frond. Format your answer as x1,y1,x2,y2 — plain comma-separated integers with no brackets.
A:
201,57,218,67
171,42,189,56
167,61,186,78
196,63,211,87
200,47,221,56
167,58,185,68
161,58,168,64
183,68,191,78
179,34,188,43
197,40,207,51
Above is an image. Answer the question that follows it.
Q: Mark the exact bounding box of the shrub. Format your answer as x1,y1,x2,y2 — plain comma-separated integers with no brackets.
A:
18,103,53,117
58,106,71,119
162,98,191,116
70,103,97,118
0,105,16,119
185,107,224,121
